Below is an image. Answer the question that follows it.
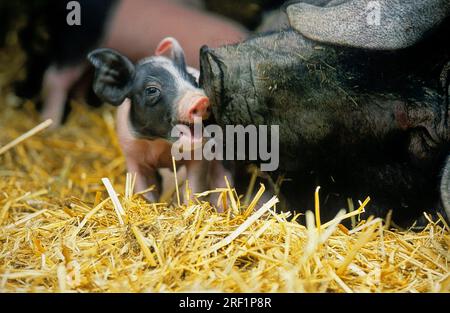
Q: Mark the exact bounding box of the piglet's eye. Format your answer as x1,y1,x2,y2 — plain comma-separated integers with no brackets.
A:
145,86,161,98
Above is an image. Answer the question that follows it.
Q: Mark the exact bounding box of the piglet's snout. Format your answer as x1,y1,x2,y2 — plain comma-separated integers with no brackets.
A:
189,97,210,120
178,92,211,122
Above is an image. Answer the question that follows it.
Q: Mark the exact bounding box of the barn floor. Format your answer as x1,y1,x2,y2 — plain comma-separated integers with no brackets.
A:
0,33,449,293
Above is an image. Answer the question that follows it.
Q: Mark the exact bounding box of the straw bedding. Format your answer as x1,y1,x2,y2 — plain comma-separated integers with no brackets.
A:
0,36,449,294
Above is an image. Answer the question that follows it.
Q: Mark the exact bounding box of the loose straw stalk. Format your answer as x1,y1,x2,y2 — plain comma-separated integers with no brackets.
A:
0,119,53,155
315,186,321,231
172,157,181,206
205,196,279,255
102,178,126,225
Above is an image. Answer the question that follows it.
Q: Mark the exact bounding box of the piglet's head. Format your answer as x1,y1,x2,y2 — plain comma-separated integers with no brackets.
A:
88,37,210,141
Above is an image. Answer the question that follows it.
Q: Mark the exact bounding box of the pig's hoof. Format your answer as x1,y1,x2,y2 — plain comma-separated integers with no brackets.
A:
40,112,62,130
141,192,159,203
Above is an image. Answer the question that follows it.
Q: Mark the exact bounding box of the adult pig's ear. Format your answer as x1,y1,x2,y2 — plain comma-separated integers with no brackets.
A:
286,0,450,50
87,48,135,106
155,37,187,70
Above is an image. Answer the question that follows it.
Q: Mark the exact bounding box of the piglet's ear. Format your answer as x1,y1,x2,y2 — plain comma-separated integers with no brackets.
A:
155,37,187,70
87,48,135,106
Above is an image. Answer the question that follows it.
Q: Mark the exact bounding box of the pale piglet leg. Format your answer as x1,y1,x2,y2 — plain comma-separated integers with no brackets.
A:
208,160,233,212
41,64,85,127
158,167,187,202
127,161,161,202
184,159,210,203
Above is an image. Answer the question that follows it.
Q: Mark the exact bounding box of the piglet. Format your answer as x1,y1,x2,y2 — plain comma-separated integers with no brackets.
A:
88,37,231,204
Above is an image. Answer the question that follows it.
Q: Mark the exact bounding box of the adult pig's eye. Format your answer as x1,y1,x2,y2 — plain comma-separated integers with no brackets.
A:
145,86,161,98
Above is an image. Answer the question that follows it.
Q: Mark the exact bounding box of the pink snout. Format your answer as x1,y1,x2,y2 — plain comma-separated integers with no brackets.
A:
188,96,210,120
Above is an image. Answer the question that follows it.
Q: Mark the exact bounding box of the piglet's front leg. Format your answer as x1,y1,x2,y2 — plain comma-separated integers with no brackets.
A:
127,161,161,202
208,160,233,212
183,159,210,201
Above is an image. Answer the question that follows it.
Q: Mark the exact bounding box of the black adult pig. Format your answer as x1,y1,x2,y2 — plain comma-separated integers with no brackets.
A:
199,0,450,226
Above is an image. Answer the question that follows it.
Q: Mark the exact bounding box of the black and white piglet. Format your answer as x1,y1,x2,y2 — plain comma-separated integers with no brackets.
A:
88,37,231,204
